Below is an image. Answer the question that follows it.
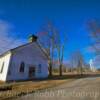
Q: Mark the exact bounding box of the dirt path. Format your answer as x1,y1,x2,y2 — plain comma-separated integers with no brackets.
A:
15,77,100,100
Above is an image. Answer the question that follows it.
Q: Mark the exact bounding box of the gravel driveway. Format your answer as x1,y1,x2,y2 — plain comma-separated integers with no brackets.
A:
15,77,100,100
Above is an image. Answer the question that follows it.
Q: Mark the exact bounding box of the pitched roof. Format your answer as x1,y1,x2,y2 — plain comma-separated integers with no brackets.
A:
0,42,48,59
0,42,32,57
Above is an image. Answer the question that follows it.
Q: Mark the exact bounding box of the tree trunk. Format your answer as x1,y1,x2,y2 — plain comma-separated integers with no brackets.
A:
59,64,62,76
80,65,83,76
48,61,52,76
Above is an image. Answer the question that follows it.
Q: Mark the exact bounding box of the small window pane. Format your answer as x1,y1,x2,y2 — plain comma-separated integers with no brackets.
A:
19,62,25,73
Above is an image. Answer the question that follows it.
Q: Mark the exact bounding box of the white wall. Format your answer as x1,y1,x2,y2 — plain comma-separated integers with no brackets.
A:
0,52,11,81
7,43,48,81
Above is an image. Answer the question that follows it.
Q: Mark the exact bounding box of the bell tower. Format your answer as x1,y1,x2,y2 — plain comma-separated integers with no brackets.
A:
29,34,38,42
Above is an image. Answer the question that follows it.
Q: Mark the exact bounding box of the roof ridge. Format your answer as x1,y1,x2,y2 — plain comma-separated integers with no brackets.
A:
0,42,33,57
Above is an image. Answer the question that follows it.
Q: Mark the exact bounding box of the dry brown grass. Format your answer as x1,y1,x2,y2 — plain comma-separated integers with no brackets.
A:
0,81,5,85
0,78,74,100
0,73,100,100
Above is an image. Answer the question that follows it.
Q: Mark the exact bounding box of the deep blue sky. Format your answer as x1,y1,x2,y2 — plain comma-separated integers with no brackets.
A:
0,0,100,64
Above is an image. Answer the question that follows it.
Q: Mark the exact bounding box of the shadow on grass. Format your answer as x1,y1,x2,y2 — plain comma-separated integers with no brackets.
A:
4,73,100,83
33,73,100,81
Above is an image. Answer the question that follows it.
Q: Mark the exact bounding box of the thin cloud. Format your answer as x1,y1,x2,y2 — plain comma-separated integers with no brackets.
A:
84,46,96,53
0,19,26,54
93,55,100,67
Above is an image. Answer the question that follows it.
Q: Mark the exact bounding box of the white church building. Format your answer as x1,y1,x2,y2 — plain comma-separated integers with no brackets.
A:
0,35,48,82
89,59,97,72
89,55,100,72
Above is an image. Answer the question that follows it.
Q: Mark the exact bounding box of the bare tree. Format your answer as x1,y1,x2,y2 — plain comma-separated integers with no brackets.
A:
88,19,100,55
37,21,59,76
37,21,67,76
56,33,67,76
70,53,76,72
57,44,64,76
49,26,67,76
71,51,85,75
77,51,85,75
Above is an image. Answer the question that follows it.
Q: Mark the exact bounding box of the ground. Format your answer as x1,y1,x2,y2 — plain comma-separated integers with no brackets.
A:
14,76,100,100
0,74,100,100
0,75,76,100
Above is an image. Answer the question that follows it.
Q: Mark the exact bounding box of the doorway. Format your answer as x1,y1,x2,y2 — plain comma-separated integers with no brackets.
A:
29,67,35,79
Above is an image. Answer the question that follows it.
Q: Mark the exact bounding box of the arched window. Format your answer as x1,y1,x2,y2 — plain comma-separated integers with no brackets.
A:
19,62,25,73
